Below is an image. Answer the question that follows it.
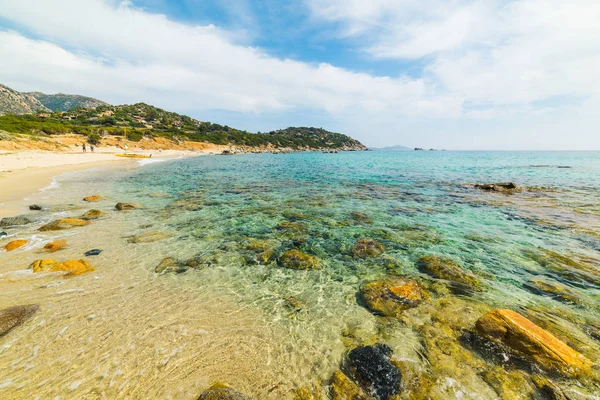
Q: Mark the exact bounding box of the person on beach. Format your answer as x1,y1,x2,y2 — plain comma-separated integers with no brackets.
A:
82,143,86,152
90,145,95,153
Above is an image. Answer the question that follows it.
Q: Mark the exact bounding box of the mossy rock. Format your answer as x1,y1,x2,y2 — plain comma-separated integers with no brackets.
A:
279,249,322,270
350,211,373,225
352,239,384,258
360,277,428,317
330,370,370,400
81,209,104,220
524,277,584,305
417,256,482,292
115,202,143,211
39,218,90,231
197,383,253,400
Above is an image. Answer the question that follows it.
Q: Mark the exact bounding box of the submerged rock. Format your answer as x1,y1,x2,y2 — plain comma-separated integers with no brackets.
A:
524,248,600,287
197,383,254,400
360,277,427,317
29,204,42,211
115,202,143,211
128,231,171,243
84,249,103,256
585,324,600,342
417,256,482,292
39,218,90,231
330,370,370,400
155,257,187,274
350,211,373,225
4,239,28,251
278,249,322,270
348,344,401,400
0,215,33,228
0,304,39,337
474,182,522,193
475,309,592,376
81,209,104,220
524,277,584,305
83,195,103,202
30,259,95,275
43,240,67,252
352,238,384,258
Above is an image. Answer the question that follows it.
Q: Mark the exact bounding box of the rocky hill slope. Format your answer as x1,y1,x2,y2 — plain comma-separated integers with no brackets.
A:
0,84,50,115
27,92,109,112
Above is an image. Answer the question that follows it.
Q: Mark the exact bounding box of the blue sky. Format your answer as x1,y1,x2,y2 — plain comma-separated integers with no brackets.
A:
0,0,599,149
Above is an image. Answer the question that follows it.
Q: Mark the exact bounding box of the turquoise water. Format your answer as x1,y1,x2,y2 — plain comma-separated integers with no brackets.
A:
1,151,599,398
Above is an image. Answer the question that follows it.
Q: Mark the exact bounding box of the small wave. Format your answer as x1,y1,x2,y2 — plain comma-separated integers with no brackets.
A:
138,158,167,166
39,176,61,192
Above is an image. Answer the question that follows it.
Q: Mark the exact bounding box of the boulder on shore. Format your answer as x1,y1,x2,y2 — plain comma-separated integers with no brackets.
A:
360,277,427,317
4,240,28,251
0,304,39,337
278,249,322,270
39,218,90,231
475,309,592,376
29,204,42,211
0,215,33,228
115,202,143,211
43,240,67,253
352,238,384,258
348,344,402,399
417,256,482,292
30,259,95,275
197,383,254,400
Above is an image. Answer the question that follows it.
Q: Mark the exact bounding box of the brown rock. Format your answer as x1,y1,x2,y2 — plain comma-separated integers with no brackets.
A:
278,249,322,270
81,209,104,220
39,218,90,231
352,238,384,258
43,240,67,252
115,202,143,210
330,370,371,400
525,277,583,305
417,256,482,292
83,195,103,202
0,304,39,336
360,277,427,317
4,239,28,251
474,182,522,193
30,259,95,275
197,383,253,400
475,309,592,376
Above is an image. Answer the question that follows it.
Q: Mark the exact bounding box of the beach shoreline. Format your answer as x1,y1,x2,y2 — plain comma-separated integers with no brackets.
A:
0,149,202,218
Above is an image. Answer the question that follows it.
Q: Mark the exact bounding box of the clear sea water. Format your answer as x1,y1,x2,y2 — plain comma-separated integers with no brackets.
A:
1,151,599,399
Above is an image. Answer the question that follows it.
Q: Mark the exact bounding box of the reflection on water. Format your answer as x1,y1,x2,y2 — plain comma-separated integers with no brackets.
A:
1,152,600,399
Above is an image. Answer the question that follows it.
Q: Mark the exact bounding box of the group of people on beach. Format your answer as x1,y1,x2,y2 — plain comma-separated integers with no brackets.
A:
82,143,95,153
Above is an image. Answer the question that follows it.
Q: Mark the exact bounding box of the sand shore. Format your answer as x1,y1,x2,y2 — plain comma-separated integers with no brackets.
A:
0,148,201,218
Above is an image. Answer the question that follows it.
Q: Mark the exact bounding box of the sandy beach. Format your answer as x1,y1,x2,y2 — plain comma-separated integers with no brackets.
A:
0,147,202,218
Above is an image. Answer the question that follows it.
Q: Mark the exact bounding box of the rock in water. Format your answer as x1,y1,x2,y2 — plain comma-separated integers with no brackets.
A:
360,278,427,317
84,249,103,256
127,231,171,243
81,209,104,220
0,215,33,228
474,182,521,192
0,304,39,336
115,202,143,211
29,204,42,211
30,259,95,275
417,256,482,292
330,370,370,400
278,249,322,270
43,240,67,252
475,309,592,376
348,344,401,399
39,218,90,231
0,232,7,237
352,239,384,258
155,257,187,274
4,240,28,251
83,195,102,202
197,383,254,400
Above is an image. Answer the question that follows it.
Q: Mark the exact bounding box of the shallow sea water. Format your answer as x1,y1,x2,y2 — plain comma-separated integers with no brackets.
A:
1,151,600,399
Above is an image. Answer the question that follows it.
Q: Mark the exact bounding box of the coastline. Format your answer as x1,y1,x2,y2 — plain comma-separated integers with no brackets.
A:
0,149,201,218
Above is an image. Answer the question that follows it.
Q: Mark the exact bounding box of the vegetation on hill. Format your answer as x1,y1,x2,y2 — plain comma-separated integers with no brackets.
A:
27,92,109,112
0,103,365,150
0,84,49,115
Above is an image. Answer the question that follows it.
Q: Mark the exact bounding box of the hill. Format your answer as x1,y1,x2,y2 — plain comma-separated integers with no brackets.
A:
27,92,109,112
0,84,50,115
0,102,366,151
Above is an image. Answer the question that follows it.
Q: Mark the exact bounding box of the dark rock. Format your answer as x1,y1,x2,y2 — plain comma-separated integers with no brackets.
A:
348,344,401,400
0,232,7,237
584,324,600,341
155,257,187,274
84,249,103,256
0,304,39,337
29,205,42,211
0,215,33,228
115,202,143,211
474,182,521,193
197,383,253,400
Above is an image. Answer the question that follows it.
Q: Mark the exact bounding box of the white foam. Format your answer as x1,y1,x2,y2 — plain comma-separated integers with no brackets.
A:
137,158,167,166
39,176,60,192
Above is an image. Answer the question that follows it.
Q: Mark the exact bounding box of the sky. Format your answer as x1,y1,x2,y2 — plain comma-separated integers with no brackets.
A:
1,0,599,150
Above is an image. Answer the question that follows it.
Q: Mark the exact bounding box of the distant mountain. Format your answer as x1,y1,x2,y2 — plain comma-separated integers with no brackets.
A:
0,84,50,115
370,145,411,151
27,91,109,112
